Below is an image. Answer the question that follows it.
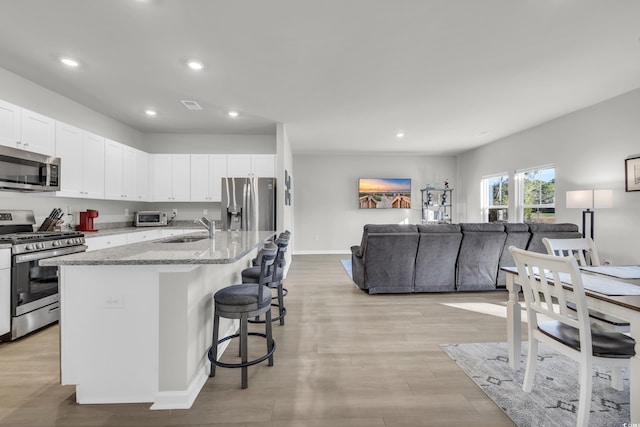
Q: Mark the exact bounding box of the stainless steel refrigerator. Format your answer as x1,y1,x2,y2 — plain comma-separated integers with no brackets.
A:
221,177,276,231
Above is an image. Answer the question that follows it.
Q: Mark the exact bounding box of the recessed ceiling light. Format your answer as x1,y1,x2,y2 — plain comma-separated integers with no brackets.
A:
145,109,157,116
60,57,79,67
187,60,204,70
477,131,490,137
396,132,405,138
180,100,203,110
228,111,239,118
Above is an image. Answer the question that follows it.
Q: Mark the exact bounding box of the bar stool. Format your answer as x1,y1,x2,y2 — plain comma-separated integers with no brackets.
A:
243,232,290,325
208,243,277,389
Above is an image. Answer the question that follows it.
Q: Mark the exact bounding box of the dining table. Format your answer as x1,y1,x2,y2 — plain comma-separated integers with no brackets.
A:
502,265,640,423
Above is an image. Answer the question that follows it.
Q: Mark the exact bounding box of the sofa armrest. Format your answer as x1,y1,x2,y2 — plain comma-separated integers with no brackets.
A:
350,246,366,289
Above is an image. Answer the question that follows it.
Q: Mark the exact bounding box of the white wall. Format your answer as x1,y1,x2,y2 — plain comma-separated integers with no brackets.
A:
457,88,640,264
142,133,275,154
0,67,144,150
292,153,457,254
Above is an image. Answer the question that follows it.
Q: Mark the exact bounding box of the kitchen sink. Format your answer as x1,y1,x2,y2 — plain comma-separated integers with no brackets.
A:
161,236,207,243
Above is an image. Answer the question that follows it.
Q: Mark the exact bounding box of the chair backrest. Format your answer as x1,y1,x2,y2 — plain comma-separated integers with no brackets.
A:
542,237,600,266
509,246,592,351
256,243,278,306
273,235,290,282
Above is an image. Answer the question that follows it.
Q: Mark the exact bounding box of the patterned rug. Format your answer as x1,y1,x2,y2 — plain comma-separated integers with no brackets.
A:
440,342,630,427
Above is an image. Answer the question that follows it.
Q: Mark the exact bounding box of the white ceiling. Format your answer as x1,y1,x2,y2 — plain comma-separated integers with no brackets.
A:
1,0,639,155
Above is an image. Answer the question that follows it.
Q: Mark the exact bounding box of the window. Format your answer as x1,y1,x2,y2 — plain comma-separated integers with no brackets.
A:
482,174,509,222
517,166,555,223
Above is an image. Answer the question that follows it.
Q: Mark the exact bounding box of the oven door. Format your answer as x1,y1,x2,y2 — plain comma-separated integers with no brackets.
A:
9,245,86,339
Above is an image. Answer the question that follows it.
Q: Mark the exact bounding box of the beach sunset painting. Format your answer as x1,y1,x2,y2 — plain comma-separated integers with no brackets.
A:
358,178,411,209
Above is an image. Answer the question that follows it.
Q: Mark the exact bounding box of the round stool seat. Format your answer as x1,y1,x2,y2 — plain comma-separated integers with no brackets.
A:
214,284,271,315
241,266,261,284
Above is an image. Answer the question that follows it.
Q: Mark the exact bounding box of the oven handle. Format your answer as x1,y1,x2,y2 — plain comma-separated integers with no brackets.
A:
13,245,88,264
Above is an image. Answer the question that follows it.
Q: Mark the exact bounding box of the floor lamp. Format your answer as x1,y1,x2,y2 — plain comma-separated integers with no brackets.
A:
566,189,613,240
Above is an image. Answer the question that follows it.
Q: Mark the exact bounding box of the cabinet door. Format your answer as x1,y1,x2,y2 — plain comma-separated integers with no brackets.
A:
171,154,191,201
135,149,149,201
82,132,105,199
122,145,137,199
252,154,276,177
151,154,173,201
20,109,55,156
209,155,227,202
55,122,84,198
227,154,252,177
0,100,21,149
104,139,124,200
190,154,210,201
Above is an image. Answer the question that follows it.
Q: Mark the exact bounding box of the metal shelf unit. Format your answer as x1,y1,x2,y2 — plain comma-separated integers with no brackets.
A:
421,187,453,224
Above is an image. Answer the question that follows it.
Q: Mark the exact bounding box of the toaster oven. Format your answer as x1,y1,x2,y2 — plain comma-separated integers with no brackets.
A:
134,211,168,227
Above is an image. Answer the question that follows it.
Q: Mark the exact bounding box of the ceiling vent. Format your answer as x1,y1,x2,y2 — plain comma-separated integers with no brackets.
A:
180,100,203,110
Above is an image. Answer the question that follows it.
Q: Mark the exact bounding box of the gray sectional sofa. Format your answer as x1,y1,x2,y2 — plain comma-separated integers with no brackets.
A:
350,222,581,294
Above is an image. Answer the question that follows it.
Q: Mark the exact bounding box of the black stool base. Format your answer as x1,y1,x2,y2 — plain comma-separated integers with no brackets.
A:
248,304,287,324
208,332,276,371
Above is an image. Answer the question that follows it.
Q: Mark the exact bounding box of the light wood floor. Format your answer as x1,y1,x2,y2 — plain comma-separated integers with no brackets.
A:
0,255,517,426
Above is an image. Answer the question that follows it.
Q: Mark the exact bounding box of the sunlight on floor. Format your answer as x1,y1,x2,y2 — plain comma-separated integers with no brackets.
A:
442,301,560,324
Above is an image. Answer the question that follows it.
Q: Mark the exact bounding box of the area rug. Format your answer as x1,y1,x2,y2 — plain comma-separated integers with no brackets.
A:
440,342,630,427
340,259,352,279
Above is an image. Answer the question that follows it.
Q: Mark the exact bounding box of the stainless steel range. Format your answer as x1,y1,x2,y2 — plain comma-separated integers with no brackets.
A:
0,210,87,341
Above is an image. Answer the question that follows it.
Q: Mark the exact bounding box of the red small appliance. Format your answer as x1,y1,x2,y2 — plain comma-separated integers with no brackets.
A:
76,209,99,232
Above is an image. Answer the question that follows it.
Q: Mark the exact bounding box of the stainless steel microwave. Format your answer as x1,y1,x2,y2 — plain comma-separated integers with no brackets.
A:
134,211,168,227
0,145,60,192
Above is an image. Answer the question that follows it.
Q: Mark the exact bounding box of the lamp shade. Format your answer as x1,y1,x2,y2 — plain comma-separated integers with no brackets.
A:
593,189,613,209
566,190,593,209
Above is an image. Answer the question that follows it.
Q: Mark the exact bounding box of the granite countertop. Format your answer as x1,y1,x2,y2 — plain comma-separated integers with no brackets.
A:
41,230,276,266
78,222,203,238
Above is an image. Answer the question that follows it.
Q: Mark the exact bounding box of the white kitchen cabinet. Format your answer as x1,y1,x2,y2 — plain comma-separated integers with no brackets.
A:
20,108,55,156
226,154,252,177
134,149,149,201
227,154,275,177
55,123,105,199
126,229,163,244
190,154,227,202
81,132,106,199
251,154,276,177
104,139,137,201
84,234,128,251
151,154,190,201
0,248,10,336
0,100,21,149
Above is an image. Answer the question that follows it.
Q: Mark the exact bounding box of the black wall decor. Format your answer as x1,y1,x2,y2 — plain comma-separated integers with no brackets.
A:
285,169,292,205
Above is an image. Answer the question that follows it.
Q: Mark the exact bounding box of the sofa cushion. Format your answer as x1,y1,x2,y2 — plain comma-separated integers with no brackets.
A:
351,224,419,294
526,223,581,253
457,223,506,291
497,223,531,287
415,224,462,292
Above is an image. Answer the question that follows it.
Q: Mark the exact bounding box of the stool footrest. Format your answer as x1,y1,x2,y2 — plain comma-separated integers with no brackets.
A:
248,305,287,324
208,332,276,369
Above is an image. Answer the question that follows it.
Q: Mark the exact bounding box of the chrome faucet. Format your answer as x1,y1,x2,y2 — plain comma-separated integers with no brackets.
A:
194,217,216,239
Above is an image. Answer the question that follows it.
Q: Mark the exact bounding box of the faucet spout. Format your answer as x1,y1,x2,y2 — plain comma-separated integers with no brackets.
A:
194,217,216,239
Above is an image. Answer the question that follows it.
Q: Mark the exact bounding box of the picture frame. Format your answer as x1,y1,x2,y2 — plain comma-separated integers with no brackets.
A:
625,156,640,192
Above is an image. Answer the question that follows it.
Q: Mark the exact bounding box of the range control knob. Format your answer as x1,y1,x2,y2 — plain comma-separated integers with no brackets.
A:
25,244,34,250
52,241,60,247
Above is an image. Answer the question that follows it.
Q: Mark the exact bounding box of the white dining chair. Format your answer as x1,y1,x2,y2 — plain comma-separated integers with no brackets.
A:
542,237,630,333
509,246,635,427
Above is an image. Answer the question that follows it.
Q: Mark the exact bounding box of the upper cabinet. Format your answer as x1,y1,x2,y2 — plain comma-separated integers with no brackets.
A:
20,109,55,156
0,100,21,149
227,154,275,177
251,154,276,177
190,154,227,202
0,101,55,156
134,149,149,201
150,154,190,202
104,139,137,201
55,123,105,199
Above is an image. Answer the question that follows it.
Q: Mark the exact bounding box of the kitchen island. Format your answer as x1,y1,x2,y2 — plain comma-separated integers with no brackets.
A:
41,230,275,410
